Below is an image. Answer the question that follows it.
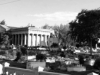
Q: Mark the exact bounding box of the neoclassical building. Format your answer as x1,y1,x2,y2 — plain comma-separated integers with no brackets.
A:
0,25,54,47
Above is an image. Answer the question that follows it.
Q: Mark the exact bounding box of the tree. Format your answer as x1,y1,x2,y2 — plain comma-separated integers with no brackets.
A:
41,24,52,29
0,20,6,25
2,33,10,48
42,24,73,48
0,31,11,49
0,20,11,49
0,34,3,44
53,24,72,48
69,9,100,54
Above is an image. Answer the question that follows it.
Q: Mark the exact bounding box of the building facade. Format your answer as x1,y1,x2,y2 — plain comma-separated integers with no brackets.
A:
9,26,54,47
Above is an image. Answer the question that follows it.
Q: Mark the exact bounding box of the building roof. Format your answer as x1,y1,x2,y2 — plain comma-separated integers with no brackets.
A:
10,26,54,33
0,24,10,32
29,26,54,33
1,25,10,31
0,24,54,34
8,26,18,29
10,27,28,32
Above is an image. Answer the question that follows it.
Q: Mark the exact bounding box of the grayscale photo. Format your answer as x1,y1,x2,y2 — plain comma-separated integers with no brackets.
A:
0,0,100,75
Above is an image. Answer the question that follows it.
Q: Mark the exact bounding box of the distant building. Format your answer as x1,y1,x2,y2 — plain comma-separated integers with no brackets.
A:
0,25,54,47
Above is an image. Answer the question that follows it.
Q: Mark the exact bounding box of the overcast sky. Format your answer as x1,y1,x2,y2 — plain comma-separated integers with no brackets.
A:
0,0,100,27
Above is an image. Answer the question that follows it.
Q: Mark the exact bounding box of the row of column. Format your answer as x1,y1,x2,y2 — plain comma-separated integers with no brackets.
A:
11,34,49,46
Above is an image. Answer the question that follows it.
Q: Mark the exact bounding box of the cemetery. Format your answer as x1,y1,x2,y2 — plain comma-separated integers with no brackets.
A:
0,45,100,75
1,9,100,75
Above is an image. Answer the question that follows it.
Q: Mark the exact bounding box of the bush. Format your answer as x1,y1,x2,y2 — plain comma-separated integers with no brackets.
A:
93,57,100,70
28,51,36,55
36,53,46,61
0,50,6,55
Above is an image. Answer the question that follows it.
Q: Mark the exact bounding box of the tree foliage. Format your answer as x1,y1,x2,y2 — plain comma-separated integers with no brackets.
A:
41,24,52,29
0,20,6,25
0,32,10,48
0,34,3,44
53,24,73,47
0,20,12,48
69,9,100,48
53,24,68,42
42,24,74,47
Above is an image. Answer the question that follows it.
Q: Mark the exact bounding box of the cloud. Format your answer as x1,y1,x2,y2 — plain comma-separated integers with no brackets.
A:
27,12,78,22
25,12,78,27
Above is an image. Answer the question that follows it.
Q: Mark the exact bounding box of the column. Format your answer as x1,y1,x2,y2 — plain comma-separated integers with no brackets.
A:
44,35,46,46
17,34,19,45
31,34,33,46
17,34,18,45
33,34,35,46
44,35,45,42
18,34,21,45
15,34,17,45
41,35,44,46
38,34,41,46
12,34,14,44
19,34,21,45
40,35,41,46
26,34,28,46
47,35,49,46
29,34,32,46
23,34,24,46
43,35,45,42
22,34,25,45
21,34,23,46
32,34,34,46
24,34,26,45
27,34,31,46
26,34,29,46
13,34,15,44
35,34,37,46
16,34,18,45
41,35,43,42
20,34,22,45
12,34,15,44
43,35,45,46
45,35,47,46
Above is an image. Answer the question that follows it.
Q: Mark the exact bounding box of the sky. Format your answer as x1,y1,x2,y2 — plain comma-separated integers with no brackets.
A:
0,0,100,28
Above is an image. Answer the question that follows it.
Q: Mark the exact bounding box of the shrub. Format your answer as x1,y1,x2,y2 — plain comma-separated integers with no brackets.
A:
28,51,36,55
36,53,46,61
93,57,100,70
0,51,5,55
